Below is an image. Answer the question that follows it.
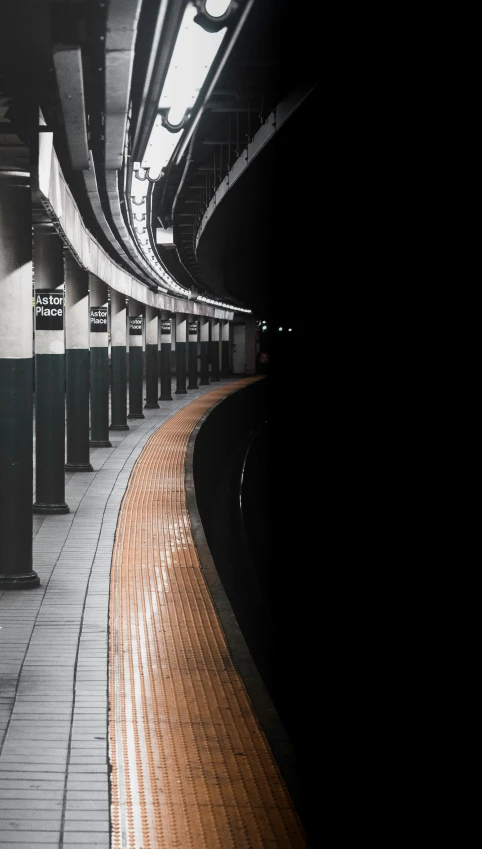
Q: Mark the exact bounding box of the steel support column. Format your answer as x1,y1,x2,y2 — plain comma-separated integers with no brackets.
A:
175,313,187,394
110,289,129,430
199,317,210,385
128,302,145,418
221,319,230,379
89,275,111,447
33,228,69,514
65,251,92,470
144,305,159,408
159,312,173,401
0,171,39,588
188,318,198,390
210,318,220,382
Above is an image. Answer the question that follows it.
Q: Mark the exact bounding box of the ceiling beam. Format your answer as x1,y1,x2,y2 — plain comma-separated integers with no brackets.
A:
52,46,89,170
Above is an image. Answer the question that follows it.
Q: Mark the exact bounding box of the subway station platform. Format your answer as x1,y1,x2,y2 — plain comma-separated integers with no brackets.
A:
0,378,308,849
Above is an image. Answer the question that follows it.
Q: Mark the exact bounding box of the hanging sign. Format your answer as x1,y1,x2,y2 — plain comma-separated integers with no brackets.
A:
160,320,171,335
129,316,142,335
35,289,64,330
90,307,108,332
188,321,198,336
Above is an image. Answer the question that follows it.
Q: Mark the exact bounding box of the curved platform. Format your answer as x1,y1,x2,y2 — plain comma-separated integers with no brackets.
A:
109,377,306,848
0,378,308,849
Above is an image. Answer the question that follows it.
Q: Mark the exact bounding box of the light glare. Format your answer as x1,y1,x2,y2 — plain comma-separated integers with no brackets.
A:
206,0,231,16
159,3,226,127
141,117,182,178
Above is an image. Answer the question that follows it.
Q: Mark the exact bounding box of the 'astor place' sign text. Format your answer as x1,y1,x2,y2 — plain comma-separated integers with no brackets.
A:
129,316,142,335
90,307,108,332
35,289,64,330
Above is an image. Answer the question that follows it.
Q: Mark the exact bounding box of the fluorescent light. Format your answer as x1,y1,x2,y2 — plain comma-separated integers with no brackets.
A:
206,0,231,15
159,2,227,127
141,117,182,178
156,227,174,245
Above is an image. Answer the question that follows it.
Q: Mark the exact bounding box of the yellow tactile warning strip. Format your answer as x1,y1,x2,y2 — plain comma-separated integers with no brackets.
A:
108,378,308,849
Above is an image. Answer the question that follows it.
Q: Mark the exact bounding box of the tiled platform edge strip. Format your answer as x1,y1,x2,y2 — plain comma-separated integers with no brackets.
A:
0,380,235,849
109,378,307,849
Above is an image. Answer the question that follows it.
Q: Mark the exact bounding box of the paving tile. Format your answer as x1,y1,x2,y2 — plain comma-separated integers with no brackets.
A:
0,843,60,849
0,385,222,844
0,778,66,791
65,791,109,801
64,821,109,832
0,800,63,811
64,808,108,819
0,790,64,801
62,843,110,849
0,818,61,830
0,833,60,844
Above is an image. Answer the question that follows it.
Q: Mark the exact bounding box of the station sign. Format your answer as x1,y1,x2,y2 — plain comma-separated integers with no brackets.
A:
129,316,142,335
35,289,64,330
188,321,198,336
90,307,108,332
160,320,171,335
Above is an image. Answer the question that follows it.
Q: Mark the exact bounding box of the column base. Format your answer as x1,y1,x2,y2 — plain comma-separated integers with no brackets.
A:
65,462,93,472
128,413,145,419
159,395,173,401
199,381,210,386
89,440,112,447
144,403,160,409
0,571,40,590
210,378,220,383
33,502,70,514
188,383,198,390
110,424,130,431
175,389,188,395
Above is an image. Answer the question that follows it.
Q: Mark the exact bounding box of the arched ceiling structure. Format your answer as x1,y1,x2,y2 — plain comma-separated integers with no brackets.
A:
1,0,320,328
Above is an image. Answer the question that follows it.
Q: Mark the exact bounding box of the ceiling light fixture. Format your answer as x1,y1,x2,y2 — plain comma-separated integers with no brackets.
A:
158,2,227,130
205,0,232,17
140,119,182,180
126,2,237,295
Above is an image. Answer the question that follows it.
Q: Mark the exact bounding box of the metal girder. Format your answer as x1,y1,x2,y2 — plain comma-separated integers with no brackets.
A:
104,0,143,170
52,46,89,170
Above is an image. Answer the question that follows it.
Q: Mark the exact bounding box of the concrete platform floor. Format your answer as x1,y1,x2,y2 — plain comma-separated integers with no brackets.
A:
0,379,242,849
